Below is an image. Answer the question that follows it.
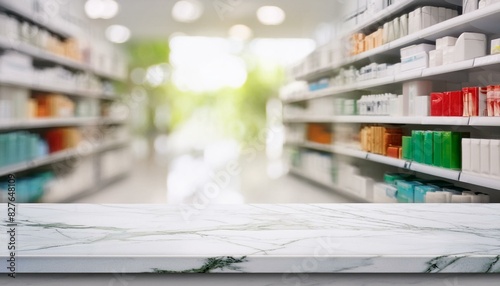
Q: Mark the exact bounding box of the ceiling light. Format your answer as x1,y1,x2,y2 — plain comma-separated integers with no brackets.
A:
85,0,119,19
172,0,203,23
228,24,253,41
100,0,119,19
256,6,285,25
105,25,131,44
85,0,104,19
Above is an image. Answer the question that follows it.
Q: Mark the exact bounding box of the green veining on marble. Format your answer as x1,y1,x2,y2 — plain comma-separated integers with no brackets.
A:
20,220,125,231
485,255,500,273
425,256,462,273
152,256,247,273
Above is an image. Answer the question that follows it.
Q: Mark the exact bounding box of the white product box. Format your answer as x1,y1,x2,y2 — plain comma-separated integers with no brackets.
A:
436,36,458,50
451,195,472,203
333,98,344,115
0,86,29,120
373,183,397,203
400,14,408,37
393,18,400,40
0,100,10,119
443,46,455,65
430,7,439,25
400,43,436,58
462,139,472,172
393,63,402,74
408,11,415,34
491,140,500,177
463,0,479,13
425,192,448,203
389,95,405,116
401,51,429,71
462,191,483,203
480,140,490,175
376,63,388,77
491,38,500,55
383,22,389,44
480,86,488,116
403,80,433,116
386,64,395,77
422,6,432,29
414,8,422,32
415,95,430,116
387,21,395,42
343,99,356,115
471,139,481,173
443,191,455,203
446,8,453,20
352,175,374,200
454,32,487,61
479,193,490,203
429,49,443,67
438,7,447,23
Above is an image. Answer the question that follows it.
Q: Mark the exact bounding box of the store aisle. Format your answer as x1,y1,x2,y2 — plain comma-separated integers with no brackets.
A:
75,155,353,204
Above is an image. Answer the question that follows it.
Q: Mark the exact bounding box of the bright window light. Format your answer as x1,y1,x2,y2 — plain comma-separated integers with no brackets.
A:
172,55,247,92
172,0,203,23
146,64,170,87
85,0,119,19
169,36,247,92
105,25,131,43
249,38,316,65
256,6,285,25
228,24,253,41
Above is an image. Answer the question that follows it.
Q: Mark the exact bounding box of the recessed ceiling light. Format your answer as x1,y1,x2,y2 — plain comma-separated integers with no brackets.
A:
85,0,119,19
100,0,119,19
256,6,285,26
172,0,204,23
228,24,253,41
105,25,131,43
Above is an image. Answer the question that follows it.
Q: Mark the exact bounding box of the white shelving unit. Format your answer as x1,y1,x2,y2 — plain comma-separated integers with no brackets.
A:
459,172,500,191
0,139,128,178
343,0,462,37
284,115,480,126
287,142,488,189
282,1,500,201
0,1,130,202
0,35,125,81
409,162,460,181
289,53,500,104
297,2,500,82
0,117,126,130
289,168,370,203
0,0,76,38
0,74,117,100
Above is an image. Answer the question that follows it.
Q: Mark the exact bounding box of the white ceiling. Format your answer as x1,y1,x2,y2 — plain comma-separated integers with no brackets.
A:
92,0,340,40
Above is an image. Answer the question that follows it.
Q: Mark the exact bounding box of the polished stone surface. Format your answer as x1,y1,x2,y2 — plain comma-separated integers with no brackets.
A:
1,204,500,273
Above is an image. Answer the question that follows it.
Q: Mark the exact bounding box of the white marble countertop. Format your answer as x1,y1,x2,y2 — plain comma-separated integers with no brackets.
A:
1,204,500,273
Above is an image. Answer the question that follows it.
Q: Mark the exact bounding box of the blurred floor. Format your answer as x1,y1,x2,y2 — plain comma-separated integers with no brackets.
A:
74,153,353,204
75,108,355,204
